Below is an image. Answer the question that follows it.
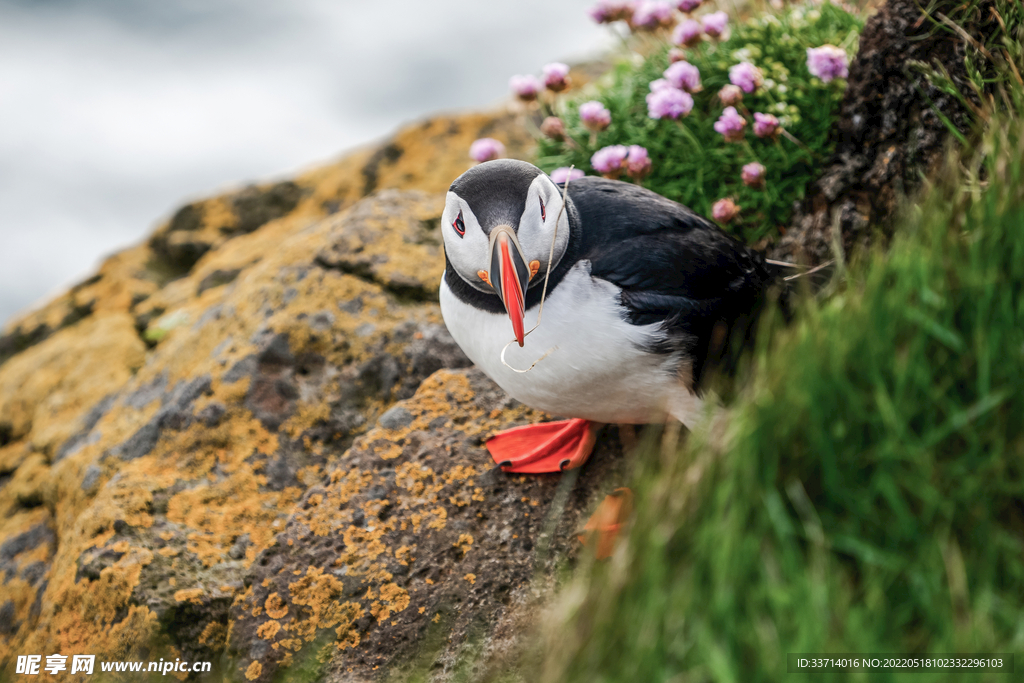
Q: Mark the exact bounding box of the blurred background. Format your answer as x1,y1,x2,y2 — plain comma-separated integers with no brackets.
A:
0,0,612,328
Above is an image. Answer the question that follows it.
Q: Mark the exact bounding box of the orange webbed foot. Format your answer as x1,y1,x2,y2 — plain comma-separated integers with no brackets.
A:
579,487,633,560
485,419,601,474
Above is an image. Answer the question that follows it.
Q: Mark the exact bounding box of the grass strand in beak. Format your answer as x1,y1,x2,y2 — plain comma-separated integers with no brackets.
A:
500,167,575,373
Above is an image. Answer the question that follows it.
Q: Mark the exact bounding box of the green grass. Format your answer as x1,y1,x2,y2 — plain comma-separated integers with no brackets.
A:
539,3,862,243
531,26,1024,683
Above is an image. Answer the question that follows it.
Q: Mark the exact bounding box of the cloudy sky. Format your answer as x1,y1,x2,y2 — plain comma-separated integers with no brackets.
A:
0,0,611,327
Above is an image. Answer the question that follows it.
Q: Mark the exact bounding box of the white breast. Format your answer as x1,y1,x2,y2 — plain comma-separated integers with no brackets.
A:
439,261,704,425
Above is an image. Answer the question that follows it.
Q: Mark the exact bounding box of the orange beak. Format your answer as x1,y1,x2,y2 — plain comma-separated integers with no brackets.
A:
488,227,530,347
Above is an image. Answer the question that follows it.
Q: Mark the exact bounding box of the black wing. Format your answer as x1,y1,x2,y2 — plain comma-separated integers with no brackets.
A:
564,177,777,388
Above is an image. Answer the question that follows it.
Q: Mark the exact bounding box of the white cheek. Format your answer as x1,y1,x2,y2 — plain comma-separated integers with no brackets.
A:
445,222,494,292
520,209,568,270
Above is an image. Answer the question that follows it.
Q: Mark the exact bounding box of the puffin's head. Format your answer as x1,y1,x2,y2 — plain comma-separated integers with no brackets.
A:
442,159,571,347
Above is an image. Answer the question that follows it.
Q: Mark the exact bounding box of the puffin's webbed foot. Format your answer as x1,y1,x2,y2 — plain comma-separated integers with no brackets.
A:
485,418,600,473
578,487,633,559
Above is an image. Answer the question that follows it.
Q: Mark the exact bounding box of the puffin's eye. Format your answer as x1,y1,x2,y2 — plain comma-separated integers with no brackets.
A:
452,211,465,237
539,199,546,222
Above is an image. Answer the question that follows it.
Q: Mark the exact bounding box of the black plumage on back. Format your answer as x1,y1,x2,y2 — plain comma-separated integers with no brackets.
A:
562,177,779,388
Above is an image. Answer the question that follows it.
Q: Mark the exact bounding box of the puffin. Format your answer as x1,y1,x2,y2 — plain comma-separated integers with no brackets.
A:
439,158,797,473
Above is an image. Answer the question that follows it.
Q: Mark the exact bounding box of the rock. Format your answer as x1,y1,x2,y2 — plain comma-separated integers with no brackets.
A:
232,182,304,235
0,523,55,582
775,0,992,262
227,369,625,682
0,313,145,455
0,600,16,635
315,190,447,301
197,402,227,427
197,268,243,295
0,109,615,682
378,406,414,430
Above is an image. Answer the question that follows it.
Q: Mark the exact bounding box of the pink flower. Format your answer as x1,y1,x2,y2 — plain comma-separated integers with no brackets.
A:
543,62,571,92
753,112,780,138
675,0,701,12
588,0,636,23
509,74,542,101
540,116,566,140
664,60,701,92
668,48,687,64
729,62,763,93
469,138,506,163
741,162,766,188
701,11,729,38
712,198,740,223
550,167,586,183
632,0,675,29
580,100,612,131
718,84,743,106
591,145,630,178
672,18,702,46
649,78,674,92
713,106,746,141
806,45,850,82
646,87,694,119
625,145,652,180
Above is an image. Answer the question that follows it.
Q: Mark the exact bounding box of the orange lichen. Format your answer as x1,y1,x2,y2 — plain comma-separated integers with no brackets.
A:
427,506,448,530
265,593,289,620
256,621,281,640
454,534,474,554
464,574,476,585
277,637,302,652
173,588,205,604
340,525,390,573
165,466,300,567
198,622,227,648
337,626,360,651
444,465,477,485
281,402,331,439
285,567,364,646
295,464,322,487
375,441,404,461
370,583,410,623
303,468,374,537
395,462,442,499
0,313,145,452
245,660,263,681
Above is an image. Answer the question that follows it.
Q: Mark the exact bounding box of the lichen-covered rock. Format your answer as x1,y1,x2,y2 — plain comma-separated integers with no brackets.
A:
0,189,472,672
0,109,627,681
0,313,145,455
228,368,624,682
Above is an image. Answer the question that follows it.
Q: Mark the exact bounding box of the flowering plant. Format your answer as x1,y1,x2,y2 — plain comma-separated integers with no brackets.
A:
532,1,861,243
